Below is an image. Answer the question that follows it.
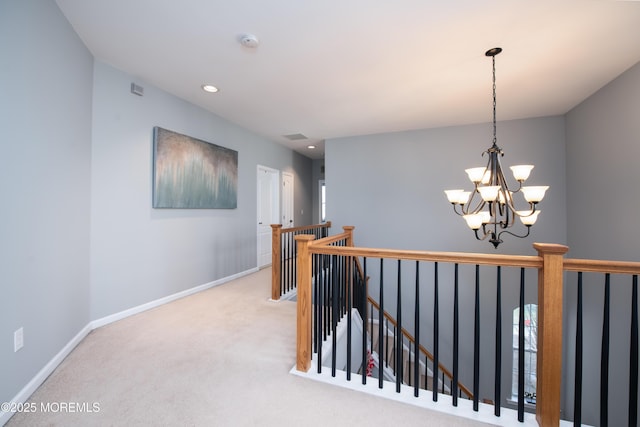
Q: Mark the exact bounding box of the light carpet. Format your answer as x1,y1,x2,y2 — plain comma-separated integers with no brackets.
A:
7,268,493,426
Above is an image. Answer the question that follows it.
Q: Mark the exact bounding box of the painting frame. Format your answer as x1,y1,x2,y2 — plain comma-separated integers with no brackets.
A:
152,127,238,209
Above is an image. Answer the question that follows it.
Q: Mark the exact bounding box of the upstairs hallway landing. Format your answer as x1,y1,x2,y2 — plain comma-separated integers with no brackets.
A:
6,268,492,426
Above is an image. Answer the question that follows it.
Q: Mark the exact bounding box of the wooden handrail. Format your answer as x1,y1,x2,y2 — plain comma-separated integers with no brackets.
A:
283,221,332,234
311,230,351,246
307,244,542,268
564,257,640,274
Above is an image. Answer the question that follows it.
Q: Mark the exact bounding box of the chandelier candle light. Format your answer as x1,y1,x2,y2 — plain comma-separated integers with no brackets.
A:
444,48,548,249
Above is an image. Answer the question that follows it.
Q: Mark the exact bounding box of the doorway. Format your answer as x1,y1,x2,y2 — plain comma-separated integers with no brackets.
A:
282,172,294,229
257,165,280,268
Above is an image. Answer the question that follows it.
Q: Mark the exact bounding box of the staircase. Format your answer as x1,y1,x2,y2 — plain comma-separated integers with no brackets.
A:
368,320,448,393
318,307,462,398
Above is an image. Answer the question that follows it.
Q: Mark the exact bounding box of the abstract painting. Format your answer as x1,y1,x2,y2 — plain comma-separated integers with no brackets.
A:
153,127,238,209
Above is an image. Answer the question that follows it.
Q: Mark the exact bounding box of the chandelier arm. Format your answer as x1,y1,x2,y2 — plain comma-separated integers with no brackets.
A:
452,204,465,216
473,228,493,242
497,226,532,241
473,226,504,249
465,197,486,215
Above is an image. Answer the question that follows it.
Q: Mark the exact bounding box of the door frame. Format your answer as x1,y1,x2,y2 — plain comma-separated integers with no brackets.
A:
281,171,294,229
257,165,280,268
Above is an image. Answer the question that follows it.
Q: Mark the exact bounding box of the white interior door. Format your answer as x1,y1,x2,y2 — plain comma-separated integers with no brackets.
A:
282,172,294,228
257,166,280,268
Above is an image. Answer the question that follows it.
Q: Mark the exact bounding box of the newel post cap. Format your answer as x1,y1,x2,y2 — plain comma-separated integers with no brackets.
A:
533,243,569,256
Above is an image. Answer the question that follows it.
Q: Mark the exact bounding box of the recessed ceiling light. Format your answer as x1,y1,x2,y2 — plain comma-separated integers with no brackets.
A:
201,84,219,93
307,145,316,149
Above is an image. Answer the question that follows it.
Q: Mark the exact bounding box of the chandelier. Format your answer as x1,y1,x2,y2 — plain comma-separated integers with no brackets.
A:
444,48,548,249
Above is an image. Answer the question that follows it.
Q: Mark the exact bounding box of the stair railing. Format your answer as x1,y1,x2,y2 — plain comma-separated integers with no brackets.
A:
295,226,640,426
270,221,331,300
347,248,474,399
562,257,640,427
295,226,559,425
366,297,474,400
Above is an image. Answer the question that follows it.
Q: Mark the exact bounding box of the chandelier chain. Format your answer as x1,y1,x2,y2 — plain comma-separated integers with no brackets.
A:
492,55,497,147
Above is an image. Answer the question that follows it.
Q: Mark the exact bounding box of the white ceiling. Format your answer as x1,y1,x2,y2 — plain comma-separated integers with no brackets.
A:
55,0,640,160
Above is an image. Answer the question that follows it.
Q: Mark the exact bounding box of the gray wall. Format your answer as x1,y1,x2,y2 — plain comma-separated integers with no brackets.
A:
563,60,640,426
566,61,640,261
0,0,93,407
311,159,325,224
326,116,567,408
90,61,312,319
326,117,567,254
1,0,313,411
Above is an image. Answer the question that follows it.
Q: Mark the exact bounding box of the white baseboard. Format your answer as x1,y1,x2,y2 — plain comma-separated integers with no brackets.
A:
0,324,92,426
0,268,258,427
92,267,258,329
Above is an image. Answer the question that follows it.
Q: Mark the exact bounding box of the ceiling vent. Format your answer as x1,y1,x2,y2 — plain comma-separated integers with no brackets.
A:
284,133,308,141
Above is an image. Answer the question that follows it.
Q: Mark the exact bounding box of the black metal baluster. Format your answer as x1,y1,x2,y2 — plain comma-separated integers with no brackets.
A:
287,231,291,296
473,264,480,412
312,252,316,353
347,255,352,381
289,231,293,294
407,341,412,387
339,241,344,316
331,255,338,377
286,232,291,294
323,254,329,341
494,265,502,417
317,254,323,374
630,275,638,427
601,273,610,427
328,253,333,341
370,298,374,379
574,272,583,426
433,262,439,402
386,320,390,369
343,245,348,315
518,267,525,422
313,253,318,354
453,263,459,406
396,260,402,393
293,231,298,292
337,244,342,317
425,354,429,390
281,232,286,297
362,257,368,385
414,261,420,397
379,258,384,389
292,231,297,293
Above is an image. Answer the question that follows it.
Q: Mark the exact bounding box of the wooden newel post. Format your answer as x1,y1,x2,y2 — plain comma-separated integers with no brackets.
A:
533,243,569,427
343,226,355,247
296,234,316,372
271,224,283,301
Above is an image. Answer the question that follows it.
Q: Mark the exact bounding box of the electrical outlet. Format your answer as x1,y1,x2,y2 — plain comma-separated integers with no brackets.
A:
14,327,24,352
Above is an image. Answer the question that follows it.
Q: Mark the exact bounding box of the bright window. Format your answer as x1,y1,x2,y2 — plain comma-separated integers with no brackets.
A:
319,180,326,222
512,304,537,404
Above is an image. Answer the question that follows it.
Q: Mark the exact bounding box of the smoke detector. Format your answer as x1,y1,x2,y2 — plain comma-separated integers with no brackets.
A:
239,34,259,48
